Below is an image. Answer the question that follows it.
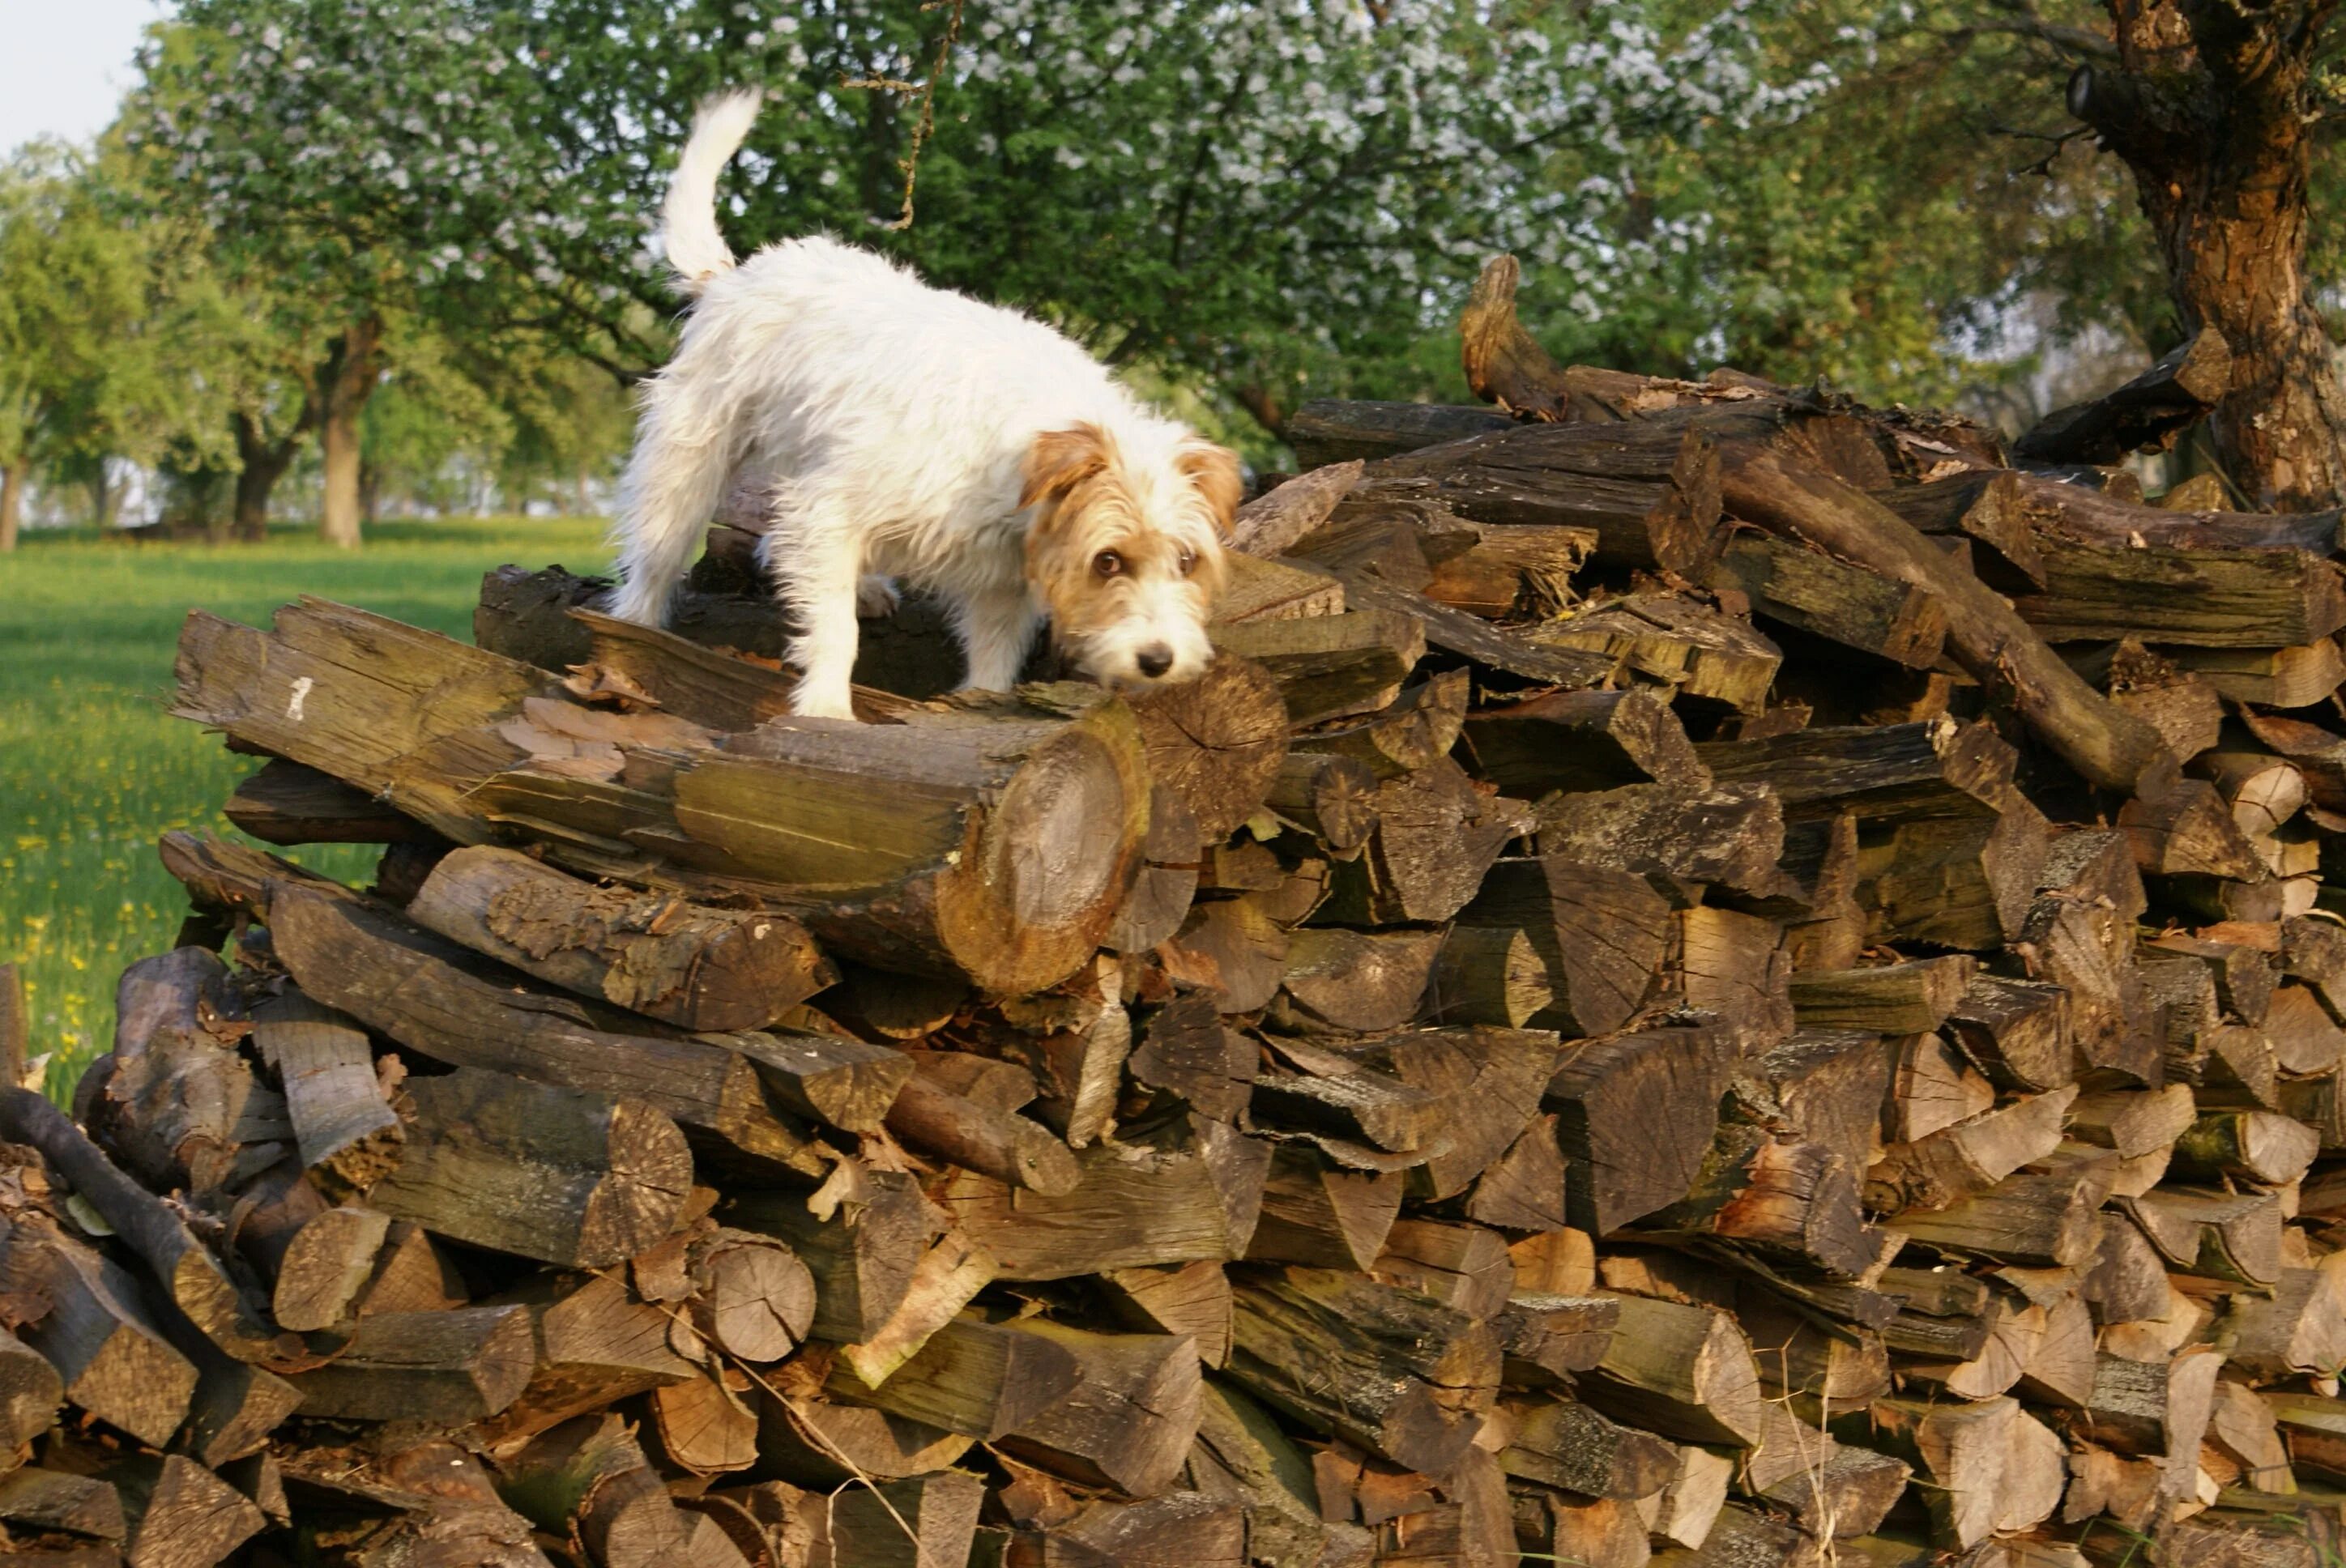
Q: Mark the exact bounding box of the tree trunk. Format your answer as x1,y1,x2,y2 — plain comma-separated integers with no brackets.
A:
2069,2,2346,510
318,316,382,548
232,408,308,543
0,458,24,552
87,460,114,530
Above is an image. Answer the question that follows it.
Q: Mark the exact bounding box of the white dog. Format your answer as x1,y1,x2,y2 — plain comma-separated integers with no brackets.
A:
605,91,1240,720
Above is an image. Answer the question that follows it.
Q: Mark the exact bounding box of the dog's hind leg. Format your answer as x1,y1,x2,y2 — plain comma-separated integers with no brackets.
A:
604,377,735,627
953,588,1043,693
769,512,866,720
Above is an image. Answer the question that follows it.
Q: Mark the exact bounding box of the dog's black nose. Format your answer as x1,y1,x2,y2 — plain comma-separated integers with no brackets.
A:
1136,644,1174,679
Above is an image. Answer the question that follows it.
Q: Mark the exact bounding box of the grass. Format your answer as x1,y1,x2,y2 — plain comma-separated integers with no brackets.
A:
0,516,610,1094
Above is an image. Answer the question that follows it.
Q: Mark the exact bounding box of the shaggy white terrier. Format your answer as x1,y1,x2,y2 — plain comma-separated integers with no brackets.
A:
605,90,1240,720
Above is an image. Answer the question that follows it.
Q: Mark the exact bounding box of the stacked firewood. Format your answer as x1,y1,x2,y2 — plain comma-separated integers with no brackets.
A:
4,261,2346,1566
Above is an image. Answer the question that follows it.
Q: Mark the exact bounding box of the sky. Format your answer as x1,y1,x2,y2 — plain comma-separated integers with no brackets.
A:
0,0,168,158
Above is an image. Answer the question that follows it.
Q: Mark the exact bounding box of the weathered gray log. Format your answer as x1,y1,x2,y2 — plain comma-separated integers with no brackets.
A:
367,1067,692,1269
406,846,834,1032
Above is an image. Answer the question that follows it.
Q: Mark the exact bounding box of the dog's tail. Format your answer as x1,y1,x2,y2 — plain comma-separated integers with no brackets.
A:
662,89,761,295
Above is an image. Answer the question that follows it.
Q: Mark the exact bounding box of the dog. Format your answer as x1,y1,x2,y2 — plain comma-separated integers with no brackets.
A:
605,90,1241,721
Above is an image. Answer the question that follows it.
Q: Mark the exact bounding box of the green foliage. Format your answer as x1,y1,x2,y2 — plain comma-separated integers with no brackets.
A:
0,516,607,1089
0,148,164,476
129,0,1832,423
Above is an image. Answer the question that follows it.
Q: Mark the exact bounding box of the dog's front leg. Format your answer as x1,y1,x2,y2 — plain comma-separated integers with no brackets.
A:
775,535,865,720
955,590,1041,693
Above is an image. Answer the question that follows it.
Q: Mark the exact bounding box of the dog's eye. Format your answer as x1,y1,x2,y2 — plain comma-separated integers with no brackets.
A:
1177,548,1197,577
1093,551,1124,578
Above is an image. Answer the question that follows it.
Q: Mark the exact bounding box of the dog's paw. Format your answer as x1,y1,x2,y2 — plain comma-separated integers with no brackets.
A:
855,574,902,619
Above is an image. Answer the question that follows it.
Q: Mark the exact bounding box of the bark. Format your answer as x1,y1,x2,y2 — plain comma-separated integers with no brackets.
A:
318,315,382,548
232,405,311,542
0,457,25,552
2068,1,2346,509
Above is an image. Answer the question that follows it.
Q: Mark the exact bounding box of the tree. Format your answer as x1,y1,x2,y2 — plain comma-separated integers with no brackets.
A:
2058,1,2345,509
132,2,616,543
0,148,156,549
1706,0,2346,509
134,0,1828,458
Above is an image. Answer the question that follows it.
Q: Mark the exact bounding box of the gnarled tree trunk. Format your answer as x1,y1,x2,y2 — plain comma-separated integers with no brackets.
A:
2069,0,2346,511
318,317,382,549
232,399,316,543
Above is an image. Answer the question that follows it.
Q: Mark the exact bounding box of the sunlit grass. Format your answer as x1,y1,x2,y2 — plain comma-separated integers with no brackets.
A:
0,516,609,1094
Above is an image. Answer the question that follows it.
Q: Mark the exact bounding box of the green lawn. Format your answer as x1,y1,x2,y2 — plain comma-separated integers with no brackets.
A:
0,517,610,1093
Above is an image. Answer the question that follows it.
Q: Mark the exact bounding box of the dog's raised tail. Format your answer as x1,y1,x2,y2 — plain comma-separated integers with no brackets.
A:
662,89,761,294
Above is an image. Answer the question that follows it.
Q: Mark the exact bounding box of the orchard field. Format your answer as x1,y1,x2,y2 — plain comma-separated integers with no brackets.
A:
0,517,607,1091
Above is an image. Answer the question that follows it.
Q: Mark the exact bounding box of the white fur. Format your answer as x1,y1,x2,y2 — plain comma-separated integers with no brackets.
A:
608,92,1226,720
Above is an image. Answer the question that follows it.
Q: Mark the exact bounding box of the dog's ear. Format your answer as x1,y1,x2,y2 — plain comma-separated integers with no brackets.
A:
1020,424,1112,512
1176,441,1243,537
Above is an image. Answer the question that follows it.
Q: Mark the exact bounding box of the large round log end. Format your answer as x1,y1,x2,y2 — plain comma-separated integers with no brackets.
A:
936,703,1150,995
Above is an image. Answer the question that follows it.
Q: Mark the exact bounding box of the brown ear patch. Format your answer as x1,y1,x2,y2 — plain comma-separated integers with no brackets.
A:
1176,441,1243,536
1021,424,1113,510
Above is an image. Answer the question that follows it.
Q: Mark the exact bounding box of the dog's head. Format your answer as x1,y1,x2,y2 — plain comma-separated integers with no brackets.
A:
1020,420,1239,691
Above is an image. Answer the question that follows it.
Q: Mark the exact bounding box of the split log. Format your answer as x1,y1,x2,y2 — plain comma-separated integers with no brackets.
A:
1867,469,2045,588
102,1453,266,1568
1316,758,1533,925
1246,1147,1405,1272
2122,1186,2284,1285
1531,781,1785,899
683,1228,815,1363
0,1089,284,1366
885,1072,1078,1196
1580,1293,1766,1447
290,1306,536,1423
825,1316,1085,1442
1714,442,2173,793
1546,1026,1738,1235
932,1119,1268,1281
1945,975,2075,1093
0,1468,123,1543
2178,639,2346,707
229,1163,387,1332
2015,535,2346,647
1370,1221,1513,1322
1225,1266,1498,1474
476,1272,697,1447
1460,686,1707,799
405,846,833,1032
1352,418,1728,577
249,991,403,1195
80,946,283,1197
996,1322,1203,1498
0,1217,197,1447
1499,1399,1677,1498
1263,752,1379,850
1273,928,1444,1034
367,1067,690,1269
2013,326,2233,464
224,756,434,846
1000,1491,1246,1568
1709,533,1949,668
1887,1172,2103,1267
1210,606,1425,726
1286,401,1511,468
1435,858,1670,1036
1788,958,1974,1035
2171,1108,2321,1183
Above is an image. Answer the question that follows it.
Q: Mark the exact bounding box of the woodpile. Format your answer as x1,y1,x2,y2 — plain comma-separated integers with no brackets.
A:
8,257,2346,1565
